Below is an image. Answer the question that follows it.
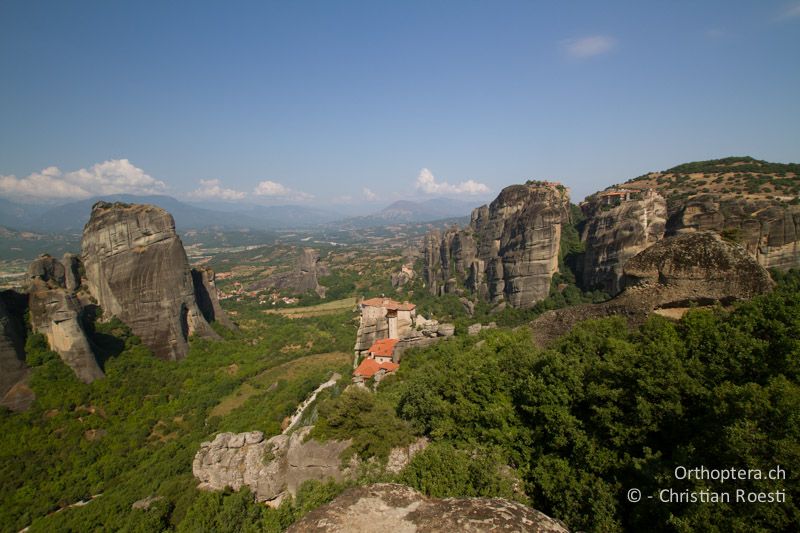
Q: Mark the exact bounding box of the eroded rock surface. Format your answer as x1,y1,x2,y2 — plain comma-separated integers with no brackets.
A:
287,483,569,533
192,267,237,331
0,291,33,410
193,427,351,507
81,202,218,360
248,248,327,297
424,182,571,309
27,255,103,383
581,189,667,295
667,196,799,270
531,232,774,346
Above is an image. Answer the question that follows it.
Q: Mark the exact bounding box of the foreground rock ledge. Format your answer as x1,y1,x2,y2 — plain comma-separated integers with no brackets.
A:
287,483,569,533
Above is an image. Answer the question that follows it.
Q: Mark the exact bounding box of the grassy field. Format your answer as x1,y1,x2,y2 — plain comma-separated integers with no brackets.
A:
263,297,357,318
209,351,352,419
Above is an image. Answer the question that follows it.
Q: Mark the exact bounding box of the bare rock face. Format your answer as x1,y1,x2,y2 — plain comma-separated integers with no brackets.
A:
26,255,104,383
248,248,327,297
424,182,571,309
531,232,773,346
193,427,351,507
191,267,237,331
287,483,569,533
581,189,667,295
667,196,799,270
81,202,218,361
0,290,33,411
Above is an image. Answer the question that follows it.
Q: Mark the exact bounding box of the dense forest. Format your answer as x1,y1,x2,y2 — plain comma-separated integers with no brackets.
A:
312,270,800,532
2,260,798,531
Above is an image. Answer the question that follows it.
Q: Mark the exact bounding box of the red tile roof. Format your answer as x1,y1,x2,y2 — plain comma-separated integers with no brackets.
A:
353,358,400,378
368,338,399,357
361,297,416,311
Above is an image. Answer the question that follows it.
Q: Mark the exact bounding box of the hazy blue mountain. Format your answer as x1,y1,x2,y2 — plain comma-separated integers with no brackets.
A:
338,197,481,228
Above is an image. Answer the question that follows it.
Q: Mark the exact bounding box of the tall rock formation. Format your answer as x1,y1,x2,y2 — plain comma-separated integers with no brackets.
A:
191,267,237,331
81,201,218,361
26,255,104,383
247,248,327,297
424,181,571,309
0,290,33,411
580,189,667,295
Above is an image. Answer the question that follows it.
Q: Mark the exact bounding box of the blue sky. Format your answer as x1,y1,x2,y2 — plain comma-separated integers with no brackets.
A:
1,0,798,209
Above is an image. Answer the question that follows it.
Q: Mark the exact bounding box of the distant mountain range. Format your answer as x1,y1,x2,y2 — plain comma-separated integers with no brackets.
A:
0,195,481,234
338,198,481,228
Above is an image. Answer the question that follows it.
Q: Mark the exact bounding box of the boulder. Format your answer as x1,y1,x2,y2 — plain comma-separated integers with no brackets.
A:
81,202,218,361
286,483,569,533
437,323,455,337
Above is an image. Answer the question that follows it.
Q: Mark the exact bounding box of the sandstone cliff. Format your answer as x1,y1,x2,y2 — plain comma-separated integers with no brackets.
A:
667,195,799,270
580,189,666,295
81,202,218,361
191,267,237,331
27,255,104,383
287,483,569,533
248,248,327,297
531,232,774,346
0,290,32,411
193,427,352,507
618,157,799,271
424,182,571,309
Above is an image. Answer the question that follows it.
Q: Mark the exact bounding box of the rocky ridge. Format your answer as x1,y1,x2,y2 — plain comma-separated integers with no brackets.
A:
287,483,569,533
530,232,774,346
424,181,571,309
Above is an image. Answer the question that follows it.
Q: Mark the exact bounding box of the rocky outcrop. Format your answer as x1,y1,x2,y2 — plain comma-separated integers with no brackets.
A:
27,255,104,383
424,182,571,309
0,290,33,411
287,483,569,533
193,427,352,507
531,232,774,346
81,202,218,361
191,267,236,331
620,231,773,305
581,189,667,295
248,248,327,297
667,196,799,270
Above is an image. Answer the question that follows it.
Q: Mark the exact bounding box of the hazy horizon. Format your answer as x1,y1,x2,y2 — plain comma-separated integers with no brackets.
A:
2,1,799,206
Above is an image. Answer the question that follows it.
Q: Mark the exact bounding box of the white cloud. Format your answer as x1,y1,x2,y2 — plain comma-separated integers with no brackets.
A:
561,35,616,58
254,180,291,196
0,159,167,201
362,187,377,200
188,179,246,201
253,180,313,202
414,168,489,196
777,3,800,19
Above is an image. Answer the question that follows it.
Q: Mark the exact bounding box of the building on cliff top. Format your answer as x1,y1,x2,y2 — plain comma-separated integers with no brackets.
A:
353,338,400,384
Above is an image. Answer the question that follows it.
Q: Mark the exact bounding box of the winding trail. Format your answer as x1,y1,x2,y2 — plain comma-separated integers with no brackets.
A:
282,372,341,434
